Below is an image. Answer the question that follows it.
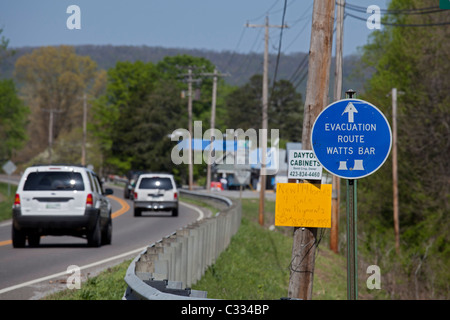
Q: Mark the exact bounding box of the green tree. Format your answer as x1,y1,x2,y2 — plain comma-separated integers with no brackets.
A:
0,28,14,68
157,54,217,125
92,61,159,172
0,79,29,160
269,79,303,142
225,75,303,142
225,75,262,131
14,46,99,162
92,60,188,176
94,55,227,184
357,0,449,298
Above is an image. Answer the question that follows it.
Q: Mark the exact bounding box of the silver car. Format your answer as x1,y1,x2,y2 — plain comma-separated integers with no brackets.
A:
133,173,179,217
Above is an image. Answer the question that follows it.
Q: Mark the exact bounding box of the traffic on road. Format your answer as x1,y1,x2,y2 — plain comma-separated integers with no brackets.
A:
0,171,202,300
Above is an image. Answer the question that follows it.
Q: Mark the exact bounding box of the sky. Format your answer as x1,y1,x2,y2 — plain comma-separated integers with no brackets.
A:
0,0,390,57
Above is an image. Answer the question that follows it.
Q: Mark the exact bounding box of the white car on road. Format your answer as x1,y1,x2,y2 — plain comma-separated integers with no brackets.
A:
12,165,113,247
133,173,179,217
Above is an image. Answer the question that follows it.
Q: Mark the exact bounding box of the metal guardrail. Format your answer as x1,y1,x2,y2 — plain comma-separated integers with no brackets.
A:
123,190,241,300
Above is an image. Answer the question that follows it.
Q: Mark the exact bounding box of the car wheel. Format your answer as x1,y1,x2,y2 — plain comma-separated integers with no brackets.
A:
28,233,41,247
101,217,112,245
87,218,101,247
134,208,141,217
12,225,26,248
172,207,178,217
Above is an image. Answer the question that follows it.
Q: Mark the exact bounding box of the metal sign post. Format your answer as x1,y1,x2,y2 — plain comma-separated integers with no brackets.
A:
346,178,358,300
2,160,17,197
345,90,358,300
311,89,392,300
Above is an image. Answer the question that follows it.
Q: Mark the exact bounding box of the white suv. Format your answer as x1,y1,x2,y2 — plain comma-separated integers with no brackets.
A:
133,173,179,217
12,165,113,248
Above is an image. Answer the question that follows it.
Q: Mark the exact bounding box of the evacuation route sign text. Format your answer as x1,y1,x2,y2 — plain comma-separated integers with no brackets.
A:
311,99,392,179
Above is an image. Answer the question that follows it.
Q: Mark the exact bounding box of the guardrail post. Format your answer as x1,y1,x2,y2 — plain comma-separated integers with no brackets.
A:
124,190,242,300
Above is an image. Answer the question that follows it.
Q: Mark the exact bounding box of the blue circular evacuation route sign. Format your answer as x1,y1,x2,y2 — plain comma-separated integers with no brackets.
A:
311,99,392,179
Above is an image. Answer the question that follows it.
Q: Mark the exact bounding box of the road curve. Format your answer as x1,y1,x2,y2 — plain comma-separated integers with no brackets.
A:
0,185,204,300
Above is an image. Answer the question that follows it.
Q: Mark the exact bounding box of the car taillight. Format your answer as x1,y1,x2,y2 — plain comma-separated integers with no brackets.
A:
14,194,21,207
134,192,138,200
86,193,93,207
174,192,178,200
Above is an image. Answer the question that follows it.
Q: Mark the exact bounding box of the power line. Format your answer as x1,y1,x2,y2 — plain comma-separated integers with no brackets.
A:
342,2,442,15
275,1,313,55
288,52,308,83
224,27,247,70
345,12,450,27
271,0,288,91
247,0,280,22
339,1,450,27
293,67,308,90
232,28,263,85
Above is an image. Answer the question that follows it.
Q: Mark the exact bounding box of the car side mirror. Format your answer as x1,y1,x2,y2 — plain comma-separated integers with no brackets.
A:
105,188,114,195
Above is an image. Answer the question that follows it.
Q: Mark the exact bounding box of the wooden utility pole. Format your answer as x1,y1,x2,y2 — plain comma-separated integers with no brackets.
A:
206,69,229,191
206,69,218,192
392,87,400,253
288,0,335,300
81,93,87,166
181,67,228,191
246,16,287,226
187,68,194,190
42,107,62,164
330,0,345,254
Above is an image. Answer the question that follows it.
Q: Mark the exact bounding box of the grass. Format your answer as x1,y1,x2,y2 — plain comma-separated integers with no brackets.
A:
43,260,132,300
191,198,348,300
0,182,16,222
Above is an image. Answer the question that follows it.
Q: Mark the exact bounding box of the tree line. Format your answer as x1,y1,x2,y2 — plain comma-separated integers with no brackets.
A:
1,0,448,298
355,0,449,299
1,43,304,185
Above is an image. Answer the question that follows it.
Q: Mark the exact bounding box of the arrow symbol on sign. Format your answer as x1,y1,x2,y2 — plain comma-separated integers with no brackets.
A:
342,102,358,123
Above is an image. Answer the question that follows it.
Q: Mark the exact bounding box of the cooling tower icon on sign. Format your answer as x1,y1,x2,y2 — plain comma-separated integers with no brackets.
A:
338,159,364,171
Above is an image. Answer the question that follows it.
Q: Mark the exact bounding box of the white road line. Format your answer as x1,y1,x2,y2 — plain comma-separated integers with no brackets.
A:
0,199,204,295
0,246,146,295
180,201,204,221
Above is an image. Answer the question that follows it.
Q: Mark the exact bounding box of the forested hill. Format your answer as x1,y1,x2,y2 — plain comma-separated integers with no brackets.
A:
0,44,368,98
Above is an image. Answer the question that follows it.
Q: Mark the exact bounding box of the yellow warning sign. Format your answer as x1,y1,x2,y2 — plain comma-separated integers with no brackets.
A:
275,183,332,228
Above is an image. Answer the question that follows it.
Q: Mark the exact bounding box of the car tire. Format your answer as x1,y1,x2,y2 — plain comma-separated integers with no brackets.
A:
28,233,41,247
101,217,112,245
87,217,101,247
134,208,141,217
12,225,26,248
172,207,178,217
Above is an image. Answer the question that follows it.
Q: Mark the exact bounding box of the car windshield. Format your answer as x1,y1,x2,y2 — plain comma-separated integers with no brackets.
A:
138,177,173,190
23,172,85,191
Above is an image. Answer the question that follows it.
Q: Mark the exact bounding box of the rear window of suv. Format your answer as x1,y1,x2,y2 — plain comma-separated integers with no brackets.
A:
138,177,173,190
23,172,85,191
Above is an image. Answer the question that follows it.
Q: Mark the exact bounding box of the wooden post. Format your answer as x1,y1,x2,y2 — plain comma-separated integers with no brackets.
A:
392,87,400,253
330,0,345,254
206,69,218,192
246,16,287,226
288,0,335,300
187,68,194,190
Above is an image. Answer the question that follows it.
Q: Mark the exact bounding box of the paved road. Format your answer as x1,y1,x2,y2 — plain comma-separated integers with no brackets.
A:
0,184,206,300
